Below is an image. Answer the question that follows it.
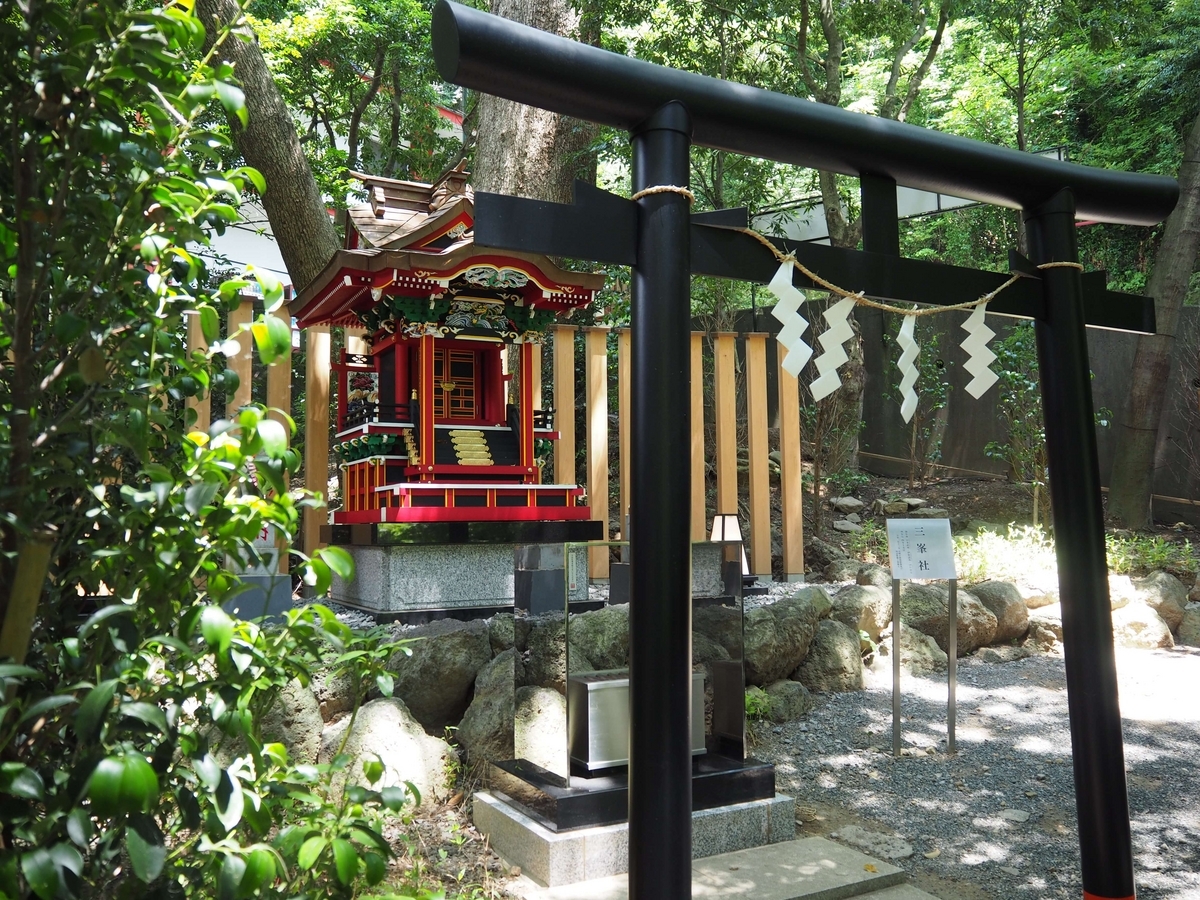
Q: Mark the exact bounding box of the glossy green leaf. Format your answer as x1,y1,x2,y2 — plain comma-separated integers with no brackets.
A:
319,545,355,580
297,835,327,870
66,807,93,848
218,853,246,900
257,418,287,459
214,80,248,127
199,304,221,343
375,671,394,698
240,848,277,894
126,813,167,882
18,694,75,725
0,664,40,680
20,847,60,900
362,756,384,786
87,752,159,817
74,678,119,744
120,701,168,733
364,851,387,885
185,480,220,514
332,838,358,886
200,605,235,652
214,771,244,832
0,762,44,801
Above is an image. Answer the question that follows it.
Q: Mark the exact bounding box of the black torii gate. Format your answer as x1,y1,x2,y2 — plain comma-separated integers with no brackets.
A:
430,5,1178,898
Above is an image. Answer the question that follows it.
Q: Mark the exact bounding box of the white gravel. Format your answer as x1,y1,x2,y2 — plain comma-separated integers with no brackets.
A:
755,645,1200,900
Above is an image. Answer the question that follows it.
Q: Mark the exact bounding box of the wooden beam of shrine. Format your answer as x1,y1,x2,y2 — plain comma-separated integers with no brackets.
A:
474,190,1156,335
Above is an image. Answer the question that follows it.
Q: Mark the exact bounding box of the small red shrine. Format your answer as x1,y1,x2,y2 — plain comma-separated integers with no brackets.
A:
291,165,603,525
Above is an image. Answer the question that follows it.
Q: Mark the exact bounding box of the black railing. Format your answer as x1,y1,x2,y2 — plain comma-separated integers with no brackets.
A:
344,402,413,429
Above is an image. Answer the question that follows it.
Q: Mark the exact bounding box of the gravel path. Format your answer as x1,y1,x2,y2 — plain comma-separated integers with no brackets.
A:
754,645,1200,900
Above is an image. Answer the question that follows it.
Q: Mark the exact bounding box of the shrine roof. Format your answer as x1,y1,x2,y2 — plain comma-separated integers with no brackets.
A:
346,164,475,251
290,241,605,328
292,164,606,328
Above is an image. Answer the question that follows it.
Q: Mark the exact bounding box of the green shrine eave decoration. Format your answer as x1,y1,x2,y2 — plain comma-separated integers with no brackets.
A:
355,293,559,338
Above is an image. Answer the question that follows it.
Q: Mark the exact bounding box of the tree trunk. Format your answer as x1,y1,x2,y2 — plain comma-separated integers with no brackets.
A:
196,0,341,293
1108,109,1200,528
473,0,598,201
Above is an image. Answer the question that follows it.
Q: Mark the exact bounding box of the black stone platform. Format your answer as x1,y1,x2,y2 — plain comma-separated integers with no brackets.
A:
322,519,603,546
489,753,775,832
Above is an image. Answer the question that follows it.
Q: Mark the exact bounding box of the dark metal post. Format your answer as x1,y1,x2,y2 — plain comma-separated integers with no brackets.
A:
892,577,901,757
1025,190,1135,900
628,100,694,900
947,579,957,755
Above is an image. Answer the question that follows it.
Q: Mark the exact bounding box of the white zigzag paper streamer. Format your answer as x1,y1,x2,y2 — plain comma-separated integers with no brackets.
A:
808,296,857,401
896,313,919,423
960,302,999,398
766,261,813,377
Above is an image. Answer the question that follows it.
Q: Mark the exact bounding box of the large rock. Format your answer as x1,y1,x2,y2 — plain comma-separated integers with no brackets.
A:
310,668,357,723
967,581,1029,644
899,584,997,655
832,520,863,534
830,497,864,513
1190,576,1200,604
805,537,847,572
692,604,743,658
1023,620,1061,652
793,620,863,693
1107,575,1140,611
456,649,519,764
258,680,323,765
832,584,892,641
1132,571,1189,633
764,680,816,722
1029,604,1063,641
911,507,949,519
741,587,831,685
1178,602,1200,646
567,604,629,670
878,623,947,676
1112,603,1174,650
856,564,893,589
514,686,567,773
825,558,867,582
522,615,596,692
388,619,493,731
488,614,515,654
1016,582,1059,610
318,698,453,805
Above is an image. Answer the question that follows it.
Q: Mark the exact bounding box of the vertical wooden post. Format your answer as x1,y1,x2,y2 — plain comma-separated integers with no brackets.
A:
519,342,536,470
267,330,293,575
304,326,330,559
553,325,576,485
186,312,211,433
713,332,738,516
778,349,805,581
531,342,543,411
418,334,436,466
745,333,771,581
585,327,610,577
690,331,705,541
227,297,254,416
618,328,631,538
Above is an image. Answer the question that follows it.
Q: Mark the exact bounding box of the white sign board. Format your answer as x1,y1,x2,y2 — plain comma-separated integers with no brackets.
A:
886,518,957,580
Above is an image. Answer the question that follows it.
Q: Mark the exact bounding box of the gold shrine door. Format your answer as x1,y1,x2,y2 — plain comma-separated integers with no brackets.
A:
432,347,479,422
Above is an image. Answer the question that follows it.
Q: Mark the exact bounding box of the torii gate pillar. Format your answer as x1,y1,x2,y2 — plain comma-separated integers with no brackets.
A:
628,101,694,899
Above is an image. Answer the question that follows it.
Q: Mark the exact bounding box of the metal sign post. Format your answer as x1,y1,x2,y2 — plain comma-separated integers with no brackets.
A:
887,518,957,757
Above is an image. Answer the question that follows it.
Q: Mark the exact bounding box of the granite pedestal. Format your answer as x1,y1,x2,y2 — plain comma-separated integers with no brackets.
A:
325,520,603,621
473,790,795,888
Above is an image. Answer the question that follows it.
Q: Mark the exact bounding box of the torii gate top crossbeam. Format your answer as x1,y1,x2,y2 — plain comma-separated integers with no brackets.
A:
432,0,1178,227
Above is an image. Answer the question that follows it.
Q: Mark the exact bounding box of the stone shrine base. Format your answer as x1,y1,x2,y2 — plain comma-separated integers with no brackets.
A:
324,520,603,621
473,790,796,888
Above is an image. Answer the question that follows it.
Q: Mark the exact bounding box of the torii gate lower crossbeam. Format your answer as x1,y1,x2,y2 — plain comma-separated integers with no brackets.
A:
431,5,1177,898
